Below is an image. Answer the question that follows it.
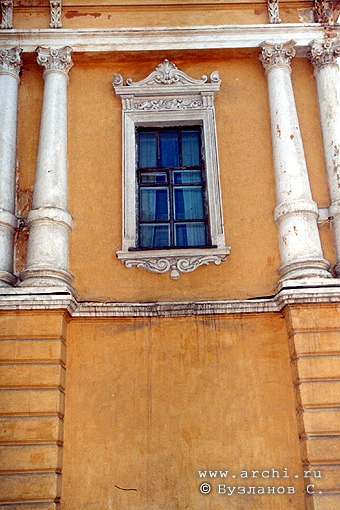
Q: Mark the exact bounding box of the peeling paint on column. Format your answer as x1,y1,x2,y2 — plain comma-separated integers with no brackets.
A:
309,38,340,275
260,40,331,281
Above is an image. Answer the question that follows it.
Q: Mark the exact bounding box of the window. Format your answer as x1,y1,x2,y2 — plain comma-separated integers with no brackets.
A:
113,60,230,279
137,126,209,250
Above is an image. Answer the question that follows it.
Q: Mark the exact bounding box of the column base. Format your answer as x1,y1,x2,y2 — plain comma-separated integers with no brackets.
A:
279,258,332,281
19,267,73,292
0,270,17,287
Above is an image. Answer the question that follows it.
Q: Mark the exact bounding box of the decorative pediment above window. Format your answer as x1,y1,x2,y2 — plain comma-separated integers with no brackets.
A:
113,60,230,279
113,59,221,111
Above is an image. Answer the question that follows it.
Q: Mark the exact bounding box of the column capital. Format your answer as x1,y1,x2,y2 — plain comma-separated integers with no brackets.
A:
308,38,340,70
36,46,73,77
259,40,296,73
0,47,22,79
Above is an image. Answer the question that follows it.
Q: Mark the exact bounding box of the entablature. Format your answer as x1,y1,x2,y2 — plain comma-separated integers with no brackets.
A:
0,24,339,54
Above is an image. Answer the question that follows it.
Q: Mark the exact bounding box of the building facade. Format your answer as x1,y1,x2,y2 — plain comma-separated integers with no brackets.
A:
0,1,340,510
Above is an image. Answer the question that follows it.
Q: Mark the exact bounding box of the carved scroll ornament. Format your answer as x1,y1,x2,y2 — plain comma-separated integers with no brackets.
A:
314,0,340,24
114,59,220,88
0,0,13,29
50,1,62,29
259,41,296,72
0,47,22,78
36,46,73,75
268,0,281,23
119,252,228,280
309,38,340,69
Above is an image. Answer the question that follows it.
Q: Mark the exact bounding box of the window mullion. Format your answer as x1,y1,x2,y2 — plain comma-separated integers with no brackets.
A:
169,169,174,248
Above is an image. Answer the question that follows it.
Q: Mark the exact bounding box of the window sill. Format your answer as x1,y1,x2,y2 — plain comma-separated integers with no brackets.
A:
116,246,231,279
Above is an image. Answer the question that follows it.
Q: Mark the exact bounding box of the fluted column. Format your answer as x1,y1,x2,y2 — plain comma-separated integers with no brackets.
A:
0,47,22,286
309,38,340,276
20,46,73,289
259,41,331,282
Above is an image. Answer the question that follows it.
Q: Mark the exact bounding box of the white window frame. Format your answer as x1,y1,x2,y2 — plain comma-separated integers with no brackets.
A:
113,60,230,279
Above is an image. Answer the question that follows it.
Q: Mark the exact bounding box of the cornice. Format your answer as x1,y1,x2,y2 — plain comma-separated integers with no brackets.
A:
10,0,319,6
0,286,78,315
0,24,338,54
0,282,340,317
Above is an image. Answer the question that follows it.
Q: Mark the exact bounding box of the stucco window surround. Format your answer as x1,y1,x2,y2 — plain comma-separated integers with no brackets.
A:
113,60,230,279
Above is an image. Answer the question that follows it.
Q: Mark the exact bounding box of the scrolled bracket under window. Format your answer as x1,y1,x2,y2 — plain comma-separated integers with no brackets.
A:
113,59,230,279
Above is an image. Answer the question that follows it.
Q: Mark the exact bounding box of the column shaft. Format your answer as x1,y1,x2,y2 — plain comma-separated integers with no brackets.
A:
34,72,68,209
260,41,331,282
20,47,73,289
309,39,340,276
0,47,22,286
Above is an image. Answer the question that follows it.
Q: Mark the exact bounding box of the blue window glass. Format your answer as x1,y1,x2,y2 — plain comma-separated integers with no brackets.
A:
138,131,157,168
139,224,170,248
139,188,169,221
136,126,209,249
174,188,205,220
140,172,167,184
160,130,179,167
175,223,207,247
173,171,202,184
181,129,201,166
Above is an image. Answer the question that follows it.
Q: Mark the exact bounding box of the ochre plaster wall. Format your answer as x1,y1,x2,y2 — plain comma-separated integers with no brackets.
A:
67,55,280,301
61,313,304,510
11,1,309,30
16,54,335,302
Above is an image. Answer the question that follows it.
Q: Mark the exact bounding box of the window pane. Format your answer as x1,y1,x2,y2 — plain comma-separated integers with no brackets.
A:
160,130,179,167
181,129,201,167
173,170,202,184
174,187,204,220
175,223,207,247
139,131,157,168
140,224,170,248
140,172,167,184
140,188,169,221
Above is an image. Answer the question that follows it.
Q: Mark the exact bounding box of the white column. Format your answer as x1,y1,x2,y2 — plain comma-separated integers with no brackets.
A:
0,47,22,286
259,41,331,282
20,46,73,289
309,38,340,276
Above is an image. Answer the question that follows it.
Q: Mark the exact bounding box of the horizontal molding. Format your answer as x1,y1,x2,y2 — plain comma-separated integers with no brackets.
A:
0,24,339,54
291,352,340,359
0,440,63,446
1,282,340,317
0,386,65,391
0,387,65,393
297,402,340,414
312,489,340,495
0,468,61,475
0,337,66,342
288,329,340,336
295,377,340,384
300,461,340,467
0,361,65,366
0,413,64,419
0,287,78,315
301,432,340,439
0,502,59,507
0,502,58,508
305,462,340,467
